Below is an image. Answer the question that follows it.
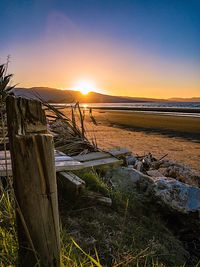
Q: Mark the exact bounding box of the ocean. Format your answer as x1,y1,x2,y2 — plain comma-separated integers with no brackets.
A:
53,102,200,118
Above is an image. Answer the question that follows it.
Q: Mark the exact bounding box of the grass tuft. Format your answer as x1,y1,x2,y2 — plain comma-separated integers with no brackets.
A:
0,186,18,267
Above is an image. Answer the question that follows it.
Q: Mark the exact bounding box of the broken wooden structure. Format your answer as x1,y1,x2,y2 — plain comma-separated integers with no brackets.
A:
0,148,128,177
0,95,129,265
0,147,128,200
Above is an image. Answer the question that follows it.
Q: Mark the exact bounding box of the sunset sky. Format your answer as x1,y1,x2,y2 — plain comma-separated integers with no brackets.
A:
0,0,199,98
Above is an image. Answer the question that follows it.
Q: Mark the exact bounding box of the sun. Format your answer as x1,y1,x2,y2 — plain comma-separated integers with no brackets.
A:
74,80,95,95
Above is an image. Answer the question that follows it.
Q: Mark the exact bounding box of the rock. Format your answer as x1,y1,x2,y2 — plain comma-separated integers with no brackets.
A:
134,161,143,172
149,177,200,214
157,163,200,187
159,159,177,168
151,159,177,170
125,155,137,166
142,153,155,170
105,167,153,194
147,169,165,178
157,167,168,175
106,166,200,215
149,158,200,187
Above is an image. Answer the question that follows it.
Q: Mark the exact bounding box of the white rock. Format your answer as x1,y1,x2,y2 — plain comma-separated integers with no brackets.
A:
150,177,200,214
106,167,200,214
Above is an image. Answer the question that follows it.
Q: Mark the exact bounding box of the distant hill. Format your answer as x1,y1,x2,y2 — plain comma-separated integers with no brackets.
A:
13,87,200,103
13,87,168,103
168,97,200,102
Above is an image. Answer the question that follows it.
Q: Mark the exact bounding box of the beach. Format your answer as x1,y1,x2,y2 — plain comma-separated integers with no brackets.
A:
84,109,200,172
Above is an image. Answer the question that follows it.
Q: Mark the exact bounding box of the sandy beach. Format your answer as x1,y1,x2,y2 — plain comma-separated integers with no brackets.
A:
84,110,200,173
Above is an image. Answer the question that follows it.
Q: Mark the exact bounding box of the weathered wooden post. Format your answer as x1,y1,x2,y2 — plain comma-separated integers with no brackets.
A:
6,96,60,266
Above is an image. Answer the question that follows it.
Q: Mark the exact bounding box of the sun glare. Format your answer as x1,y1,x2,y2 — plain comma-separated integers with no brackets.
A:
74,80,95,95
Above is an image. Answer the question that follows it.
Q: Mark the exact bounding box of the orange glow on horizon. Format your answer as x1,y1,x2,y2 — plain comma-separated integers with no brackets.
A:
73,80,96,95
4,32,200,99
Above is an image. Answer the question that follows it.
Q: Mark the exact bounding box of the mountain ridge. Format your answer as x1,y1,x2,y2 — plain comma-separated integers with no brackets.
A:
13,87,200,103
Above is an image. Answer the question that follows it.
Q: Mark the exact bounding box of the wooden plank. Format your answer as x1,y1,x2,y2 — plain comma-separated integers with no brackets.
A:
55,155,73,162
0,149,126,176
0,157,122,176
55,160,84,171
0,150,71,161
54,150,67,156
0,160,84,176
0,159,12,165
0,150,10,159
57,172,85,195
83,157,123,168
72,147,131,162
0,147,131,161
0,158,124,176
0,164,12,176
0,157,73,164
73,151,112,162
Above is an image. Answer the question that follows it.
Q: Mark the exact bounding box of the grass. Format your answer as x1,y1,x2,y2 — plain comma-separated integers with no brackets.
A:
1,170,200,266
75,170,109,195
58,169,200,267
43,101,98,156
0,187,18,266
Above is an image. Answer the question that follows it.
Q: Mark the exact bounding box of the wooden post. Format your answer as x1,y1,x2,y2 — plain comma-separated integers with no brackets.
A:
6,96,60,266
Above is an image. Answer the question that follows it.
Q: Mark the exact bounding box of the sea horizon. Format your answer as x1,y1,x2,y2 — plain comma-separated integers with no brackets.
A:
52,101,200,118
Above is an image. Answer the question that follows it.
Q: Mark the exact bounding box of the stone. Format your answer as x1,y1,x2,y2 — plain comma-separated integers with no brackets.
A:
157,167,168,175
149,177,200,214
147,169,165,178
125,155,137,166
134,161,143,172
105,167,153,194
106,166,200,215
158,164,200,187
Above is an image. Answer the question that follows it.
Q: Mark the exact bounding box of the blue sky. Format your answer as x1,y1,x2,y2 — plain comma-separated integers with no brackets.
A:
0,0,199,97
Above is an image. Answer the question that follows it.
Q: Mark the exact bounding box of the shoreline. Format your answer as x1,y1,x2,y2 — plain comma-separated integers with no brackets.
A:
53,103,200,115
91,109,200,142
90,106,200,114
105,123,200,143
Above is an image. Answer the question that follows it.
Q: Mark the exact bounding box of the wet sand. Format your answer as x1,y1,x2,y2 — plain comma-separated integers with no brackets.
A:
84,110,200,173
91,110,200,142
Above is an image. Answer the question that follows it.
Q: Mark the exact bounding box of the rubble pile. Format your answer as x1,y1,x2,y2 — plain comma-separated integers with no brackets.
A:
125,152,200,188
105,152,200,215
